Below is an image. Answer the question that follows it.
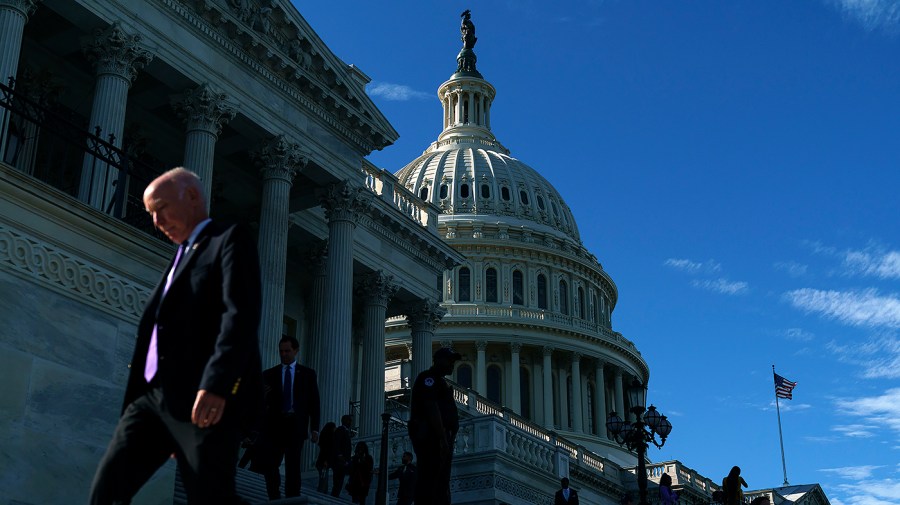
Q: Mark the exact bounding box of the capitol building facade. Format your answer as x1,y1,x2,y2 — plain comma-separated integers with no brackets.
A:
0,1,829,504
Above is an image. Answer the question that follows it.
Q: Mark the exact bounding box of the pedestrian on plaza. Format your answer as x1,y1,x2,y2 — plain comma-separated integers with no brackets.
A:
387,451,417,505
409,347,462,505
347,441,375,504
89,167,262,505
659,472,679,505
331,414,353,497
749,497,771,505
554,477,580,504
722,466,748,505
316,421,337,493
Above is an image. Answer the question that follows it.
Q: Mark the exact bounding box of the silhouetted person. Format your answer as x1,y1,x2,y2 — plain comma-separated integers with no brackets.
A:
749,497,771,505
409,347,462,505
722,466,748,505
89,167,262,504
347,441,374,504
554,477,579,504
316,421,337,492
659,472,679,505
332,414,353,497
387,451,417,505
261,336,321,499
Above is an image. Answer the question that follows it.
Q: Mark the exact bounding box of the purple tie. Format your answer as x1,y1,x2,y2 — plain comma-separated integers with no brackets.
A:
144,243,186,383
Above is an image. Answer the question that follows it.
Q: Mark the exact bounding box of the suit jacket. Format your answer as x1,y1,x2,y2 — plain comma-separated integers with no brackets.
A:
388,462,416,502
333,424,352,468
262,362,321,440
555,488,579,505
123,221,262,423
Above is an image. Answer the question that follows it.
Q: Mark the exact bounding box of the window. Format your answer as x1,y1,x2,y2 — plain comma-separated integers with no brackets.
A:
419,187,428,200
481,184,490,198
537,195,545,210
512,270,524,305
519,190,529,205
551,201,559,217
457,364,473,389
559,279,569,315
520,367,531,419
460,183,470,198
537,274,548,309
501,186,511,201
440,184,448,199
578,286,585,319
566,375,573,429
487,365,502,403
593,291,600,323
458,267,471,302
485,267,498,303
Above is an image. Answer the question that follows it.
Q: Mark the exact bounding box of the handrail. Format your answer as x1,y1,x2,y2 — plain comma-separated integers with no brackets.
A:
360,161,439,233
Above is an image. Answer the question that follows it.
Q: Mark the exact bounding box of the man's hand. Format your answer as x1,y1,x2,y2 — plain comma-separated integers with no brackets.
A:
310,430,319,443
192,389,226,428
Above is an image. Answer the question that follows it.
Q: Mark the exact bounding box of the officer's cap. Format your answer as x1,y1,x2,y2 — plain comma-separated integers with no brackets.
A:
433,347,462,361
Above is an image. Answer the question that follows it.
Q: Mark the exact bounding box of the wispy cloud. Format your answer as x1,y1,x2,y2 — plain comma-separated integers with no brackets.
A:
835,387,900,435
664,258,721,274
367,82,431,101
763,400,811,412
828,0,900,32
829,336,900,379
774,261,809,277
821,465,884,480
691,278,749,295
784,288,900,328
832,423,879,438
844,248,900,279
784,327,815,342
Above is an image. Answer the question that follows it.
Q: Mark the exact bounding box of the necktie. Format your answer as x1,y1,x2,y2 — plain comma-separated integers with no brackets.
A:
282,365,293,412
144,243,186,383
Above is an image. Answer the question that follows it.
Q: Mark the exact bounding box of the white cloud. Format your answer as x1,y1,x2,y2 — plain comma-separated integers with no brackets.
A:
774,261,809,277
784,327,815,342
836,388,900,435
785,288,900,328
821,465,884,480
828,336,900,379
764,400,811,412
691,278,748,295
829,0,900,32
663,258,721,274
832,423,878,438
830,478,900,505
367,82,432,101
844,248,900,279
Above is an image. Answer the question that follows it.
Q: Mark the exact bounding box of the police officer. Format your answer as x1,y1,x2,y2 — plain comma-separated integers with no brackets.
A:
408,347,461,505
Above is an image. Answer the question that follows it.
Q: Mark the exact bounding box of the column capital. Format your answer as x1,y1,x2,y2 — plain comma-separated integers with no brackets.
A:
0,0,40,19
510,342,522,353
542,346,554,357
172,83,236,136
82,22,153,82
304,240,328,274
595,358,606,369
475,341,487,352
405,298,446,333
253,135,307,182
572,352,583,363
319,180,372,224
357,270,398,307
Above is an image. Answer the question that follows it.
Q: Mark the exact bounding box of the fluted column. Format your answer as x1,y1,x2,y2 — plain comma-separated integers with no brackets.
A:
78,22,153,210
318,181,370,425
594,360,607,438
571,353,584,433
253,136,306,365
557,366,568,430
614,368,625,421
542,346,554,429
455,91,463,125
305,241,327,374
0,0,38,158
510,342,521,414
172,83,235,207
475,341,487,395
466,91,474,124
406,298,447,380
357,271,397,437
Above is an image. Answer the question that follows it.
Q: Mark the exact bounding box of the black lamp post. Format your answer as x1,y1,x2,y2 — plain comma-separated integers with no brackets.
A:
606,380,672,505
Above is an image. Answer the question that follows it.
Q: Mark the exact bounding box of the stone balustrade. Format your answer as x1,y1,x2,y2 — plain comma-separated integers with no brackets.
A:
361,161,439,233
645,460,720,496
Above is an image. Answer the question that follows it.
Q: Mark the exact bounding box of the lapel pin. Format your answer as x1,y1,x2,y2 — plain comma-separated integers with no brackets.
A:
192,243,199,251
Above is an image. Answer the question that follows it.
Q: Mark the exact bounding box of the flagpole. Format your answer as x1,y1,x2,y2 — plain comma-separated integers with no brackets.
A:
773,365,789,486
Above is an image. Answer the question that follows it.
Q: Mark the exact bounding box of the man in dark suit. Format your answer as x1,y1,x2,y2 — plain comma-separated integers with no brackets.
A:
387,451,416,505
555,477,580,505
331,414,353,497
261,336,321,499
89,167,262,504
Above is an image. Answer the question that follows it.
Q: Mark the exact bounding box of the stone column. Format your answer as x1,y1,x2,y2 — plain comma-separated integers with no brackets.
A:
542,346,554,429
78,22,153,210
466,91,474,124
305,241,327,374
0,0,39,157
614,368,625,421
406,298,447,380
509,342,521,414
172,83,235,207
594,360,607,438
455,91,463,125
357,271,397,437
557,366,568,430
571,353,583,433
475,341,487,395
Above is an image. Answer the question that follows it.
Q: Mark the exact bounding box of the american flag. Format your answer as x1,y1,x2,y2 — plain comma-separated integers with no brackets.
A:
774,373,797,400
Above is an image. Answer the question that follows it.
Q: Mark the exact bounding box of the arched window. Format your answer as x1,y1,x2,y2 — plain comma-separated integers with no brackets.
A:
537,274,548,310
520,366,531,419
559,280,569,315
501,186,511,201
439,184,448,199
512,270,524,306
458,267,471,302
537,195,545,211
578,286,586,319
456,364,473,389
487,365,502,404
519,190,529,205
419,187,428,200
481,184,490,198
485,267,498,303
460,183,470,198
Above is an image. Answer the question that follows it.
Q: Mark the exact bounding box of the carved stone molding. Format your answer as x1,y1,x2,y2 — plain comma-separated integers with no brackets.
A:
572,351,582,363
475,341,487,351
542,346,554,357
510,342,522,353
0,0,40,18
252,134,307,182
357,270,398,307
82,22,154,83
0,224,149,319
319,181,372,225
405,298,446,333
172,83,236,136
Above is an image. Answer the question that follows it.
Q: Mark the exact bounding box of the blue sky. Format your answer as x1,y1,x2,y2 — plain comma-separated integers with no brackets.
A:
294,1,900,503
